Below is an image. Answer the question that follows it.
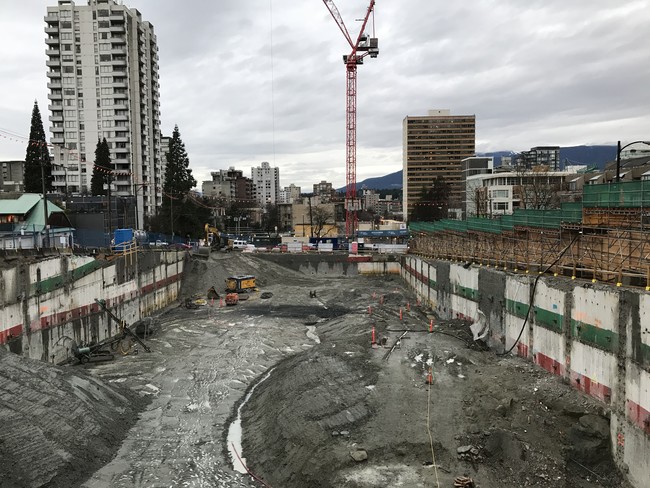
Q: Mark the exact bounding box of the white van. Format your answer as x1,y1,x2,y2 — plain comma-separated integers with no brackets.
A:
231,240,248,250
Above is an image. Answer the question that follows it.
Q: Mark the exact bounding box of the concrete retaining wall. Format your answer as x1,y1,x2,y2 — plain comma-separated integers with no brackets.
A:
401,256,650,488
0,251,185,363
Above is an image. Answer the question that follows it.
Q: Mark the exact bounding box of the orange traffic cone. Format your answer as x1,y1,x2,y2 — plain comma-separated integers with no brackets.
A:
399,308,403,321
371,326,377,348
429,319,434,333
426,368,433,385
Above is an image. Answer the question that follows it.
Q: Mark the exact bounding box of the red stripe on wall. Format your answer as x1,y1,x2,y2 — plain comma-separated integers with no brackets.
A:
19,271,182,334
0,324,23,345
534,352,565,377
516,341,529,358
626,400,650,435
570,371,612,404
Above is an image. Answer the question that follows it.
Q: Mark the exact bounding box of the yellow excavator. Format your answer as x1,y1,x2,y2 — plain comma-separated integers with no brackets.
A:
196,224,222,259
205,224,221,248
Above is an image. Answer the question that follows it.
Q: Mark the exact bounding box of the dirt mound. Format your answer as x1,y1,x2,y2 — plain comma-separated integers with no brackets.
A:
180,252,311,299
240,346,378,487
0,350,146,488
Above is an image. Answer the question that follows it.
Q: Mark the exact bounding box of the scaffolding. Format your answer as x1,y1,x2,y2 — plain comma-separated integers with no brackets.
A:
410,181,650,289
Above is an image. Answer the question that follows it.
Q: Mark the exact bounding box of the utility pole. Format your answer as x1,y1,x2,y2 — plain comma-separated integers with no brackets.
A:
107,173,112,245
308,195,314,238
170,193,174,242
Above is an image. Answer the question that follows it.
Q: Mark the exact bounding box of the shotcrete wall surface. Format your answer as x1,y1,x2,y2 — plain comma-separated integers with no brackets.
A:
402,255,650,487
254,252,400,277
0,250,185,363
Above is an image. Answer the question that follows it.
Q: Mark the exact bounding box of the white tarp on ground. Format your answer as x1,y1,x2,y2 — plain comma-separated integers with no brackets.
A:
470,309,490,341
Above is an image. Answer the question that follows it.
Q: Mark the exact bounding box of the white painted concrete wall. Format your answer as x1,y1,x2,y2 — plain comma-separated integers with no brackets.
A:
1,252,185,363
401,255,650,487
572,287,619,333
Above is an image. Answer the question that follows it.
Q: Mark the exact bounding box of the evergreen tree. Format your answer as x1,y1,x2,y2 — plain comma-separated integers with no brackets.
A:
163,125,196,204
409,177,451,222
90,138,111,196
23,101,52,193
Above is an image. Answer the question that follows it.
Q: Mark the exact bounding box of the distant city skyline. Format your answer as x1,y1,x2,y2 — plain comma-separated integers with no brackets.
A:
1,0,649,190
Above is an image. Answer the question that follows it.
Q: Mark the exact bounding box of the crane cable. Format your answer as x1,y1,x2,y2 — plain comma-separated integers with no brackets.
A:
269,0,276,165
426,364,441,488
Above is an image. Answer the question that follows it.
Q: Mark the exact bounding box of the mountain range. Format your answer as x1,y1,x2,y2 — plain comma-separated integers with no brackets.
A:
349,145,617,190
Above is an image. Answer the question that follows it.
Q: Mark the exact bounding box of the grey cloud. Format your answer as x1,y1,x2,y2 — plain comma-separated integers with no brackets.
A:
1,0,649,190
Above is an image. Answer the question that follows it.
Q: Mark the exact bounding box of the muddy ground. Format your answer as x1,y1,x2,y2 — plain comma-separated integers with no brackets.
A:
0,252,635,487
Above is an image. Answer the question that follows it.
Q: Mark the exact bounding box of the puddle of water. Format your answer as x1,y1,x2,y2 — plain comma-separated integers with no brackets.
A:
226,367,275,474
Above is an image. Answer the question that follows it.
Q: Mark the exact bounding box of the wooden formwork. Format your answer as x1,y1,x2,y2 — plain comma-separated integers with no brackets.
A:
411,222,650,288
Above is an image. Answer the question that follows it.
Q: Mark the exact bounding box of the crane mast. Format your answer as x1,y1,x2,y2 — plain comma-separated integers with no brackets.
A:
323,0,379,237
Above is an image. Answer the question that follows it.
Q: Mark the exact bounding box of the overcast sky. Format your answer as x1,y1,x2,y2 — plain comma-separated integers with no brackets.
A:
1,0,649,190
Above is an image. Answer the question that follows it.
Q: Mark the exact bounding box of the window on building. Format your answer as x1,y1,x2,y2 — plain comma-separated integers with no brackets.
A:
63,88,75,96
65,131,77,140
64,120,76,128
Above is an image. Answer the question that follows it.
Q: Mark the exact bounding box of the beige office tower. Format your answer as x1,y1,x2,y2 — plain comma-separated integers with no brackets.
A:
402,109,476,221
45,0,162,228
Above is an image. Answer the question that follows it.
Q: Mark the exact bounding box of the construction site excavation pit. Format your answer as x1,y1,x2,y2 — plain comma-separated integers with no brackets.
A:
2,252,635,488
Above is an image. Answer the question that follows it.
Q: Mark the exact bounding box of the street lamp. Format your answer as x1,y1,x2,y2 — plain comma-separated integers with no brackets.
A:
616,140,650,182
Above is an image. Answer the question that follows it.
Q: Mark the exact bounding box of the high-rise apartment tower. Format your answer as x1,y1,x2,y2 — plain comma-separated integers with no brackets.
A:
45,0,162,227
402,109,475,221
251,161,279,206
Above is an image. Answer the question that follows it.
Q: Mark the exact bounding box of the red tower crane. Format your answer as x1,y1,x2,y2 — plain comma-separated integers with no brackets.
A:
322,0,379,237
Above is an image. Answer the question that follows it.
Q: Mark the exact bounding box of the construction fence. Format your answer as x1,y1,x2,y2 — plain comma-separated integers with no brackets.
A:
409,181,650,288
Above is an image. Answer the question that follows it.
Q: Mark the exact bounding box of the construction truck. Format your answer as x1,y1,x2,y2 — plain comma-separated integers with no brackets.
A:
225,275,256,293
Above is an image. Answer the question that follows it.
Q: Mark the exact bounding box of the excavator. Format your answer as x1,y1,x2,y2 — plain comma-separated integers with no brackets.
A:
196,224,222,259
205,223,221,248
